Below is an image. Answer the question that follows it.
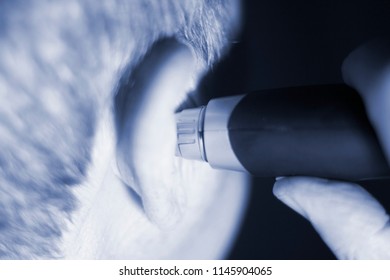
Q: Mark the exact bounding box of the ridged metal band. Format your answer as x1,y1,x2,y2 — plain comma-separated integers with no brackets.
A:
175,106,206,161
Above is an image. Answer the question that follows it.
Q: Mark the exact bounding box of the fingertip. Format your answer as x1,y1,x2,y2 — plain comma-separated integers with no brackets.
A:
341,39,390,96
273,176,295,201
272,176,316,218
273,176,329,199
274,176,390,259
272,176,286,197
341,39,390,165
273,177,360,220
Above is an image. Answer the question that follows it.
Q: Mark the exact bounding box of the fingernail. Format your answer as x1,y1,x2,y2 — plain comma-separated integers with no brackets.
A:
275,176,285,181
273,179,307,219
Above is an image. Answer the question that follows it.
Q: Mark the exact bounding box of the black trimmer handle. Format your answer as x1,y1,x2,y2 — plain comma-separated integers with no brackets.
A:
175,84,390,181
228,84,390,180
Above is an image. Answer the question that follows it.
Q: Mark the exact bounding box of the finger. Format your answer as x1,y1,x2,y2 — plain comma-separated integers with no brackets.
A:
274,177,390,259
342,39,390,160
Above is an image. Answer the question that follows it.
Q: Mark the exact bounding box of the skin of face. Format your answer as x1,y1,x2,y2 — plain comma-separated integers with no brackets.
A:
0,0,250,259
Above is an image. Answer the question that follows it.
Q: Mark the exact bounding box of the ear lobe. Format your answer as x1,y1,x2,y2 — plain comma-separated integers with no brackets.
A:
114,40,200,228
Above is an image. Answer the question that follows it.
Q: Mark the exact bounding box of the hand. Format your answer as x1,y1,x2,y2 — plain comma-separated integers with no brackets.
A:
273,39,390,259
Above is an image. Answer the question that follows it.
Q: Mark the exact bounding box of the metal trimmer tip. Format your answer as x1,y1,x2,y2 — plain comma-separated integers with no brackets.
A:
175,106,207,161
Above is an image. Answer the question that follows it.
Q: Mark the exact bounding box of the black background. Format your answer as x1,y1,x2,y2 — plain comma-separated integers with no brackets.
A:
198,0,390,259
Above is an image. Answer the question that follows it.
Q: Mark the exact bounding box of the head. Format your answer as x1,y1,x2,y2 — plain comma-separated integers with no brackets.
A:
0,0,250,259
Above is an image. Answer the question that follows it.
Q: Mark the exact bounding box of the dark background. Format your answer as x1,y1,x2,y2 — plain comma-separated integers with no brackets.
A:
198,0,390,259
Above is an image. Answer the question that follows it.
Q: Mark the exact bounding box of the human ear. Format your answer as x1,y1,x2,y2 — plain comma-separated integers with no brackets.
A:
114,39,201,228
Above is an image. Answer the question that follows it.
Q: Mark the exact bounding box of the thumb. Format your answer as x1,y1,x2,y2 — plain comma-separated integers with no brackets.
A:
273,176,390,259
